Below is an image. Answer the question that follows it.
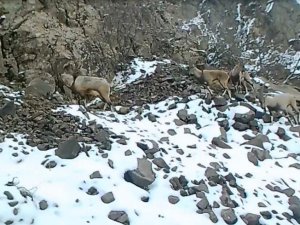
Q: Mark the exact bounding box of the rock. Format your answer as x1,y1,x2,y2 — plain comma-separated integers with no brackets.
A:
124,158,155,189
136,142,149,151
213,96,227,106
218,119,230,131
247,152,258,166
289,196,300,223
221,208,237,224
55,138,81,159
25,77,55,98
251,148,271,161
232,122,249,131
90,171,102,179
117,106,130,115
260,211,272,219
168,195,180,204
177,109,188,122
86,187,99,195
167,129,176,136
0,101,16,118
101,192,115,204
289,163,300,169
212,137,232,149
147,113,157,122
262,113,272,123
276,127,291,141
205,167,220,183
187,114,198,124
4,191,14,200
39,200,48,210
241,213,261,225
239,102,257,113
233,110,255,124
152,157,170,170
108,210,130,225
169,177,183,190
196,196,209,210
245,93,256,103
208,210,219,223
242,134,271,150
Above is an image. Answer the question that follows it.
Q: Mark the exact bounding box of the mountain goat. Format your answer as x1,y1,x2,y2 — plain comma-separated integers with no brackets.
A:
189,64,232,99
229,63,254,93
61,74,113,111
262,93,299,125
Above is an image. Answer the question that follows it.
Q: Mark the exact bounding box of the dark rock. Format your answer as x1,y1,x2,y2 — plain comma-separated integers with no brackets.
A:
168,195,180,204
136,142,148,151
8,201,18,207
90,171,102,179
241,213,261,225
242,134,271,150
245,93,256,103
218,119,230,131
276,127,291,141
212,137,232,149
221,208,237,224
4,191,14,200
247,152,258,166
196,196,209,210
167,129,176,136
124,158,155,189
251,148,271,161
0,101,16,118
232,122,249,131
208,210,219,223
44,160,57,168
55,138,81,159
39,200,48,210
288,38,300,51
262,113,271,123
108,210,130,225
87,187,99,195
205,167,220,183
101,192,115,204
213,96,227,106
152,157,170,169
168,103,177,110
193,182,209,193
233,110,255,124
187,114,198,124
147,113,157,122
255,111,265,119
169,177,183,190
289,163,300,169
25,78,55,98
177,109,188,122
260,211,272,220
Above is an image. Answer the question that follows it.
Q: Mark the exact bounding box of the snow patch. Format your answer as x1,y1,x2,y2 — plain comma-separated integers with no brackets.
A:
113,58,170,89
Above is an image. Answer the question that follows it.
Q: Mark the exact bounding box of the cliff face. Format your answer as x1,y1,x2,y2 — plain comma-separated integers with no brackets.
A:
0,0,299,88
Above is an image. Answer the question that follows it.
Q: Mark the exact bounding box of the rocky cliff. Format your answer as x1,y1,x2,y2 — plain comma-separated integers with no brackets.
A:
0,0,300,95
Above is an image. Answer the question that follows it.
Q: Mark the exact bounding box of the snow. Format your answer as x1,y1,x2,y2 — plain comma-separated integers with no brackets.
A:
296,0,300,5
1,88,300,225
113,58,170,89
265,1,274,13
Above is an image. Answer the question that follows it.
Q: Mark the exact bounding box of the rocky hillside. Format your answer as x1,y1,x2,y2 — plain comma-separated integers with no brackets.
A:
1,0,300,93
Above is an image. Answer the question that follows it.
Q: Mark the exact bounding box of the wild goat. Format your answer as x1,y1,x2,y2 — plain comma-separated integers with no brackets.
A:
61,74,113,111
239,71,254,93
189,64,232,99
229,63,254,93
261,93,299,125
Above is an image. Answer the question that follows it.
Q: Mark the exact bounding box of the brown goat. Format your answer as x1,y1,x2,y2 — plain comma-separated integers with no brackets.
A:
61,74,113,111
239,71,254,93
189,64,232,98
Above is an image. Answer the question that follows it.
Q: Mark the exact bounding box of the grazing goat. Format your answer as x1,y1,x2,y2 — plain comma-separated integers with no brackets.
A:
261,93,299,125
61,74,113,111
229,63,243,92
239,71,254,93
189,64,232,99
229,63,254,93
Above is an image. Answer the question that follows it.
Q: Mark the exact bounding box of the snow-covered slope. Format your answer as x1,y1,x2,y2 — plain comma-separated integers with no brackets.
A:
1,89,300,225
